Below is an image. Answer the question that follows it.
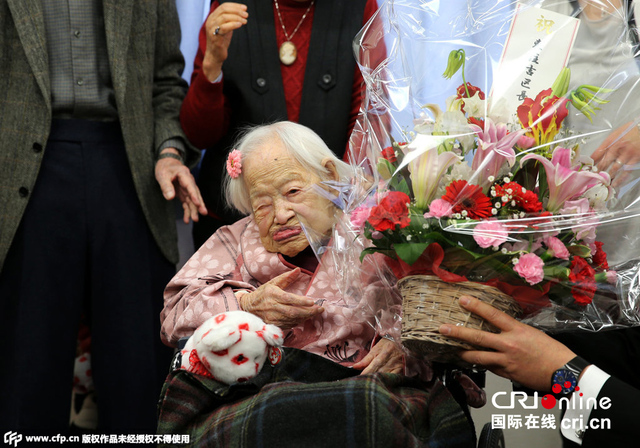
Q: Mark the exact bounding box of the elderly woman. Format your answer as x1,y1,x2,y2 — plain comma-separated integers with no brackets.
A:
158,122,474,447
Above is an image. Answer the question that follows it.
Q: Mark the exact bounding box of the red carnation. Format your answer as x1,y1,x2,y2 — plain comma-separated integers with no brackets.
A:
367,191,411,232
380,146,397,163
592,241,609,270
495,182,542,213
519,190,543,212
568,257,597,306
442,180,493,219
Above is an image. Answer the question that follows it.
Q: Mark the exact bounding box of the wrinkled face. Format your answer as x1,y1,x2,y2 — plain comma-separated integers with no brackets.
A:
243,138,337,257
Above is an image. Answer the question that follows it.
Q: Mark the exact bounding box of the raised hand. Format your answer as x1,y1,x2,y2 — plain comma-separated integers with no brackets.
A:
239,268,324,329
202,2,249,81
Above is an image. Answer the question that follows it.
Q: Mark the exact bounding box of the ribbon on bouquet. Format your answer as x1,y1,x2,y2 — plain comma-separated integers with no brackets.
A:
386,242,551,315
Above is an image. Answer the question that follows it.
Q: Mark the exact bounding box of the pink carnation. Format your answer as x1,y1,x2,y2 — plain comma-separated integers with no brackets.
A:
513,253,545,285
606,270,617,284
424,199,453,218
226,149,242,178
473,221,509,249
543,236,570,260
350,206,371,232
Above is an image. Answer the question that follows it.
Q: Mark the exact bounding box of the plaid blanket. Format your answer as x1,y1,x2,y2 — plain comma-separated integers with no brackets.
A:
158,348,475,448
157,348,475,448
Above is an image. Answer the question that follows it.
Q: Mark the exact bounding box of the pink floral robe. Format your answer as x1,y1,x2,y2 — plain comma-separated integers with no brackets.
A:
161,217,400,366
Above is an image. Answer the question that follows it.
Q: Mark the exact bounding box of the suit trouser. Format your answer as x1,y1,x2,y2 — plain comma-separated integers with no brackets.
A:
0,119,175,435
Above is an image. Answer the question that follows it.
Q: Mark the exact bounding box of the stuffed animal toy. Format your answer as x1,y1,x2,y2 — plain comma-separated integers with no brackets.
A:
180,310,284,384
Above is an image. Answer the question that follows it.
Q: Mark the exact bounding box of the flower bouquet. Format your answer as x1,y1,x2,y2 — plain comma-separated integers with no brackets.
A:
355,62,616,360
347,0,640,362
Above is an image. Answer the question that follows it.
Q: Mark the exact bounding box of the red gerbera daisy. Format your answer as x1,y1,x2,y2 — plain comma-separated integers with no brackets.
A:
442,180,493,219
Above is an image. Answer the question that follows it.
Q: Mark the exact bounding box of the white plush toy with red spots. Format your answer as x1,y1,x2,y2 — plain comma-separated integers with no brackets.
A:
180,310,284,384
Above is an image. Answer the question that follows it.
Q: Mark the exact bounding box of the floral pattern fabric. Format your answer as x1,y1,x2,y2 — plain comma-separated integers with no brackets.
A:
161,217,399,366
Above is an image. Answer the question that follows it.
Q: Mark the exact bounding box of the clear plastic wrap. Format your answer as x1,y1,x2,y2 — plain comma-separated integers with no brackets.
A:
296,179,404,341
341,0,640,339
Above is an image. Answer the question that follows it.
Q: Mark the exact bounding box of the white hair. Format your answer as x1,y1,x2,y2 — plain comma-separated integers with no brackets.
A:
224,121,352,215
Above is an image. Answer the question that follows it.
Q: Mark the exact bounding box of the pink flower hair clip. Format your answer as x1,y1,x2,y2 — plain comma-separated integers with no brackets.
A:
226,149,242,178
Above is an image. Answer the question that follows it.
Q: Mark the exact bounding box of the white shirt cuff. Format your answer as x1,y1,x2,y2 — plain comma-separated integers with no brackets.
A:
210,72,223,83
561,365,611,445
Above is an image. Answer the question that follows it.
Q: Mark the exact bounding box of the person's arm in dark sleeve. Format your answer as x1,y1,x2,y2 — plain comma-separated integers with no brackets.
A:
582,375,640,447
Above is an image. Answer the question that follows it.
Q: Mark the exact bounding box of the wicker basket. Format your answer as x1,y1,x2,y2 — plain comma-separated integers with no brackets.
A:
398,274,522,364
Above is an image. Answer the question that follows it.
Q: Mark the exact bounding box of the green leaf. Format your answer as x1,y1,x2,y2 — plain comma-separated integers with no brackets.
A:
394,145,406,165
406,212,428,232
393,177,411,196
442,247,481,266
359,247,396,263
543,265,570,281
567,244,592,258
377,159,394,180
393,242,430,265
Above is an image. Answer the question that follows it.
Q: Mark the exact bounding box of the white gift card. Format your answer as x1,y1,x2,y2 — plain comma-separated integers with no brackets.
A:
489,2,580,119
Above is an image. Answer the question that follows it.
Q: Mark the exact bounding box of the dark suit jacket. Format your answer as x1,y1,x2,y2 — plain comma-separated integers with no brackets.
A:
554,327,640,390
0,0,199,270
555,327,640,447
581,376,639,447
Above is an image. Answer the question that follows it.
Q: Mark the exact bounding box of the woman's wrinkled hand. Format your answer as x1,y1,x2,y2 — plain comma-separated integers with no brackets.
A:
202,2,248,81
353,338,404,375
238,268,324,329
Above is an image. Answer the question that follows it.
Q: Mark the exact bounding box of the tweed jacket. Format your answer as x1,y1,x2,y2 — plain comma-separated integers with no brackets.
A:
0,0,199,271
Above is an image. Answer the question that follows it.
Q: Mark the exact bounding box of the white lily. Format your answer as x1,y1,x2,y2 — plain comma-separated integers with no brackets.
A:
398,134,461,210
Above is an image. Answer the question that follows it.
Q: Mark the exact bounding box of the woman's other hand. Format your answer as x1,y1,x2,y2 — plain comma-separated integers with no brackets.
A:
353,338,404,375
238,268,324,329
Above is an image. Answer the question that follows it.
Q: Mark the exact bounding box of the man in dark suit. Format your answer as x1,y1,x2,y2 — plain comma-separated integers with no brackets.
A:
439,296,639,447
0,0,206,436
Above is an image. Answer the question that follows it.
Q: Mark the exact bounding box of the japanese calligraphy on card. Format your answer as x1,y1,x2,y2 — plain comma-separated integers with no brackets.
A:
489,3,580,118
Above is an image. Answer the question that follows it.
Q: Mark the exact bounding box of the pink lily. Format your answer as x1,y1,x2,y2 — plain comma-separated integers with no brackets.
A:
521,146,609,212
558,198,599,245
471,118,525,184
